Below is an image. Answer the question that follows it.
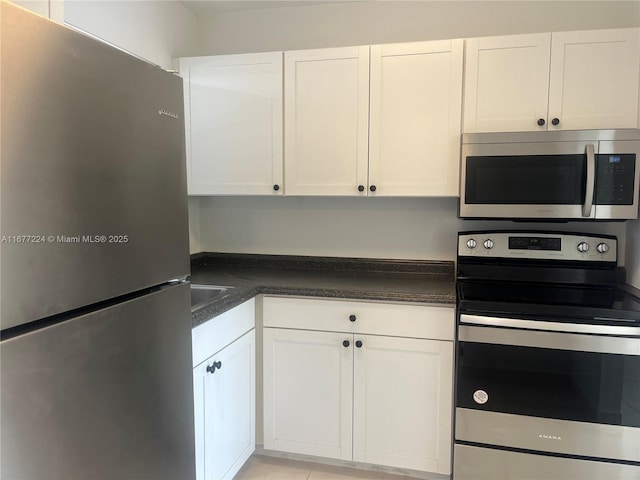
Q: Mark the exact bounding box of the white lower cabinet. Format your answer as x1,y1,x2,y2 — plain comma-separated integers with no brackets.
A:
263,328,353,460
192,300,256,480
353,334,453,473
262,296,454,475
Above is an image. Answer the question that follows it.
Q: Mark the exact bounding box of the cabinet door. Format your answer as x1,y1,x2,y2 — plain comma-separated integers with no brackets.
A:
193,330,255,480
263,328,353,460
179,53,283,195
463,34,551,133
284,47,369,195
548,28,640,130
369,40,463,196
353,335,454,474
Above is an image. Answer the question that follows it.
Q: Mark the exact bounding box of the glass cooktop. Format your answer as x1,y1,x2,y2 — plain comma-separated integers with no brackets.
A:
457,281,640,324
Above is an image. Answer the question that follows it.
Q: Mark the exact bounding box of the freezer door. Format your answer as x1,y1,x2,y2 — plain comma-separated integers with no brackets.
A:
1,3,189,329
1,282,195,480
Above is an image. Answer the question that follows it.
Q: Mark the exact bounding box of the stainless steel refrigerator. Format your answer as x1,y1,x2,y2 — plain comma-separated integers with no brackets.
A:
1,3,196,479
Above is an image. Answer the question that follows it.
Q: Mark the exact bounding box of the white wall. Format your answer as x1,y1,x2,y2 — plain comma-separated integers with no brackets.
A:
10,0,49,17
189,197,203,254
11,0,199,70
626,219,640,288
9,0,64,21
64,0,198,70
196,1,640,55
197,197,627,262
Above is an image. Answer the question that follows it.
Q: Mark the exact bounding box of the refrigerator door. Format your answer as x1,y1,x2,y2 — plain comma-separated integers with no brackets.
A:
1,282,195,480
1,3,189,330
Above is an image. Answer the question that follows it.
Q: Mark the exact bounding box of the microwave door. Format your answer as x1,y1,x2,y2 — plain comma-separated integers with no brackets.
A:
594,140,640,220
460,141,597,220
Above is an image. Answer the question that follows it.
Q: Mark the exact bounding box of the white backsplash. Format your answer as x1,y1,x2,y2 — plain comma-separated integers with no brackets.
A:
193,196,628,264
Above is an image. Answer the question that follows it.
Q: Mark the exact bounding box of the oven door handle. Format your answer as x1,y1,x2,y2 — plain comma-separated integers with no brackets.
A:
460,313,640,337
583,143,596,217
458,323,640,356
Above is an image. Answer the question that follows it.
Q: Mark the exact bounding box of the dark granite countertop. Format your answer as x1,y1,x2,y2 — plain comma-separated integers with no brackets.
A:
189,253,456,328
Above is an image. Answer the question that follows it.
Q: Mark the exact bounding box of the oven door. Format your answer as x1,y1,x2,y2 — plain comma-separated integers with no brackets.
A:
455,315,640,463
460,141,598,219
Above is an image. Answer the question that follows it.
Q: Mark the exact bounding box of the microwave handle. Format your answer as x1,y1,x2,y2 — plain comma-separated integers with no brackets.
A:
582,143,596,217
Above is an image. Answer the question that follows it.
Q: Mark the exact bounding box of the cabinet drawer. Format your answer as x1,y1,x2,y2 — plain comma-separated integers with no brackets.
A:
192,298,255,368
262,296,454,341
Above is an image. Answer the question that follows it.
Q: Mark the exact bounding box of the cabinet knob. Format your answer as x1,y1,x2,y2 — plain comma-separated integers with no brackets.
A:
206,361,222,374
358,185,365,192
273,184,280,191
355,340,363,348
537,118,545,126
551,118,560,126
369,185,377,192
349,314,356,322
343,340,350,348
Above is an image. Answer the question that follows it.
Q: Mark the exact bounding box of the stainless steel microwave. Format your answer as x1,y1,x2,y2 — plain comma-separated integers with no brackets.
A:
460,129,640,220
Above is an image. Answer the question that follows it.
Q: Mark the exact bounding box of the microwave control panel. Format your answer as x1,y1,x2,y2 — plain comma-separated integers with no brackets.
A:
595,154,635,205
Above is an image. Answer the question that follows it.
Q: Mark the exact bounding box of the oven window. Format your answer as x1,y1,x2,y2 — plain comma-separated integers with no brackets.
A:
465,155,586,204
457,342,640,428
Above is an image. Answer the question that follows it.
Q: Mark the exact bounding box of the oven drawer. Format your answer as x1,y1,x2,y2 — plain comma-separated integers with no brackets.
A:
453,444,640,480
455,408,640,463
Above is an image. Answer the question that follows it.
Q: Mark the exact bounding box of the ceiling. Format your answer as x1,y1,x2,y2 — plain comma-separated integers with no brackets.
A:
181,0,360,16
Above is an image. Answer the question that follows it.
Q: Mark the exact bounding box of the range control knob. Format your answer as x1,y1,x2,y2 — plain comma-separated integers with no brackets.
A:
577,242,590,253
483,239,494,250
466,239,478,250
596,242,609,254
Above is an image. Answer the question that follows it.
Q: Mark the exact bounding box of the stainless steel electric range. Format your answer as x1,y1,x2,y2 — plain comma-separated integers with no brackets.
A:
453,231,640,480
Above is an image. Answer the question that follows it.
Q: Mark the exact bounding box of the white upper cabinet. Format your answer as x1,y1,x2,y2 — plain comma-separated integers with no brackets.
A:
178,27,638,196
285,42,463,197
178,52,283,195
463,33,551,133
464,28,640,133
548,28,640,131
284,47,370,196
369,40,463,196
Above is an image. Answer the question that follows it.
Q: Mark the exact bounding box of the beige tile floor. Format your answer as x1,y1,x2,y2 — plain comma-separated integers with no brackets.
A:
234,455,420,480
